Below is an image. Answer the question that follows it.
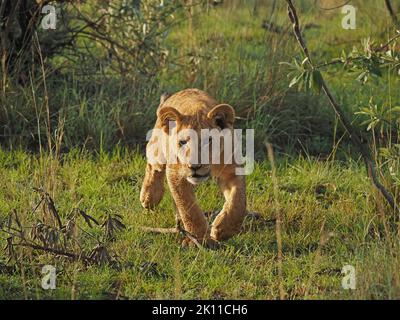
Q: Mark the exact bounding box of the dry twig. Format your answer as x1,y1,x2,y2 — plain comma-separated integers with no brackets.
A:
266,142,286,300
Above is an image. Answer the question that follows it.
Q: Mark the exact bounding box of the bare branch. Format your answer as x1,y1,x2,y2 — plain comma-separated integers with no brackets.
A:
286,0,399,216
16,242,94,263
385,0,399,27
140,225,207,250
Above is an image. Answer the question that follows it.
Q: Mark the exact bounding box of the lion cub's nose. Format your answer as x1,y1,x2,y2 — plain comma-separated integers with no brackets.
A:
188,164,202,171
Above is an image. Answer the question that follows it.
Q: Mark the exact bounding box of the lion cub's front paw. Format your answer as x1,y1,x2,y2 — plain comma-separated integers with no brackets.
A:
205,238,221,250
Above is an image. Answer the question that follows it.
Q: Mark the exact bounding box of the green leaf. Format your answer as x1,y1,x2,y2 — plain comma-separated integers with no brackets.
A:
311,70,323,93
289,72,303,88
390,106,400,114
357,71,368,83
301,57,309,66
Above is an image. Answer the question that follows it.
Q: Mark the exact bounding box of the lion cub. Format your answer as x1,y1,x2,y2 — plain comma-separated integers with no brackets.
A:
140,89,246,246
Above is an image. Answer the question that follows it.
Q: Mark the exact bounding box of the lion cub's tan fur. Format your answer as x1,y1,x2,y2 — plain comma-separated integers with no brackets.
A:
140,89,246,245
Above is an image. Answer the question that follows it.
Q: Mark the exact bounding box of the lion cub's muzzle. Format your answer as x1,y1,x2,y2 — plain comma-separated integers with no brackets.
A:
186,164,210,185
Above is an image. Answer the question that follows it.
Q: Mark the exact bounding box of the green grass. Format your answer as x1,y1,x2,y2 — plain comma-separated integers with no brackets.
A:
2,1,399,155
1,0,400,300
0,148,398,300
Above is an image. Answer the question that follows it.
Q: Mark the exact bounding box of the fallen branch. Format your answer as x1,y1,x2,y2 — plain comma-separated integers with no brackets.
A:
15,242,94,263
286,0,399,215
140,226,179,234
140,225,206,250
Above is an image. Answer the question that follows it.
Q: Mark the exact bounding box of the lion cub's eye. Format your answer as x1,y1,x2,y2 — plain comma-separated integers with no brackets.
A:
179,139,187,147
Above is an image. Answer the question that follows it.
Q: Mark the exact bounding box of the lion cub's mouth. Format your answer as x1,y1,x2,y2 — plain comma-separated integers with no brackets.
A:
187,173,210,185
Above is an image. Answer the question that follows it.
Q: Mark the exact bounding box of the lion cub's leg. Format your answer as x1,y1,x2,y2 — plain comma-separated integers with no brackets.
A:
140,163,166,209
166,166,209,242
210,172,246,241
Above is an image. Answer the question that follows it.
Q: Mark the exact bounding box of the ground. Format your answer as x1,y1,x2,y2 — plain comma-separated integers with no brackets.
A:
0,149,398,299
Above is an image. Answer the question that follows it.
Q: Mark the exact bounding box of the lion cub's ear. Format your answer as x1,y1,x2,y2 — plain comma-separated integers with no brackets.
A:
157,106,182,133
207,104,235,129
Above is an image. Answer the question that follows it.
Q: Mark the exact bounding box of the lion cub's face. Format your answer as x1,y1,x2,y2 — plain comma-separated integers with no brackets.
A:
158,104,235,185
174,119,214,185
